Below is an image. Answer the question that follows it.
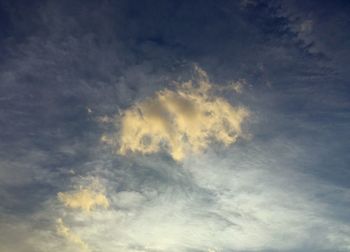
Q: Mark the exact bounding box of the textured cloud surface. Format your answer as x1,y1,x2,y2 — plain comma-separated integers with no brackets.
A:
47,150,350,252
118,66,249,161
1,0,350,252
56,218,90,252
56,180,109,251
58,184,109,213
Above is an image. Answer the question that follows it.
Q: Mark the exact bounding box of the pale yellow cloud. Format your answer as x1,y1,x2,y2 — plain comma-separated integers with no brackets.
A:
117,66,249,161
56,218,89,252
57,186,109,213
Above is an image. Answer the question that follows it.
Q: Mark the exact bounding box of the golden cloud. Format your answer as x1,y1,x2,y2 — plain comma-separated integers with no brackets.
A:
56,218,89,252
116,66,249,161
57,186,109,213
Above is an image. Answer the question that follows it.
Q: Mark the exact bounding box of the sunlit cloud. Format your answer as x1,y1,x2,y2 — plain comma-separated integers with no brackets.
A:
115,66,249,161
46,149,350,252
56,218,90,252
57,183,109,213
1,1,349,252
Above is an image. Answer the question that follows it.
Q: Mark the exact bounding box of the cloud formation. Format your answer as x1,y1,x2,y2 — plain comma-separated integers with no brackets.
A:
47,148,350,252
117,66,249,161
57,185,109,213
56,218,89,252
2,1,350,252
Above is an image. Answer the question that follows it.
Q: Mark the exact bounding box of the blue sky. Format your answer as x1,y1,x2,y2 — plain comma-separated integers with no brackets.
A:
0,0,350,251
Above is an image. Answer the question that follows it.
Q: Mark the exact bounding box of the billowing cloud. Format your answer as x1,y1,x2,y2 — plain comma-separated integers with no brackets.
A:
57,185,109,213
56,218,89,252
117,66,249,161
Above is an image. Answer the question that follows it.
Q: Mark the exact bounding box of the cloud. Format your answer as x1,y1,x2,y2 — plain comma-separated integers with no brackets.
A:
56,179,110,251
113,191,146,209
56,218,90,252
240,0,258,8
264,2,319,55
57,184,109,213
116,66,249,161
2,1,350,252
217,79,246,94
300,20,313,33
48,148,350,252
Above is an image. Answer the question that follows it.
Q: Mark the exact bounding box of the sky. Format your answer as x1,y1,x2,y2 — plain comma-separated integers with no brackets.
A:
0,0,350,251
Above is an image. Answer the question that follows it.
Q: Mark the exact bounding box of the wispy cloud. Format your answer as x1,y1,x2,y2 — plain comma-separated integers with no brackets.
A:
47,146,350,252
56,218,90,252
1,1,349,252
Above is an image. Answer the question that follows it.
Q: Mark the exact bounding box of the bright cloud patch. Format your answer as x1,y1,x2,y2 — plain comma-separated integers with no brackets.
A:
56,218,89,252
58,186,109,213
117,66,249,161
48,151,350,252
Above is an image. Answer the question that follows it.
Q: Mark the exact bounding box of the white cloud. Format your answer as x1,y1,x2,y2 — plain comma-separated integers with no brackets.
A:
44,147,350,252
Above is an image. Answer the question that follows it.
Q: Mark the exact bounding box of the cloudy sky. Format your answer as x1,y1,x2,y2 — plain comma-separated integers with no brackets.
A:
1,0,350,251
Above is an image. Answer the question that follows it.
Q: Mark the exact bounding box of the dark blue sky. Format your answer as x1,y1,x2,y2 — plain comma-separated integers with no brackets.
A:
0,1,350,252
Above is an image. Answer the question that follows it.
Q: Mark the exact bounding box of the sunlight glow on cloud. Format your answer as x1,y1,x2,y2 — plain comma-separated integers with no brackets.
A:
117,66,249,161
2,1,350,252
47,150,350,252
56,179,110,251
56,218,90,252
57,185,109,213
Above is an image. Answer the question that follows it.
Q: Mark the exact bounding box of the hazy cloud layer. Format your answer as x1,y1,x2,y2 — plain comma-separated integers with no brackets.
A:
38,147,350,252
0,0,349,252
56,218,90,252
